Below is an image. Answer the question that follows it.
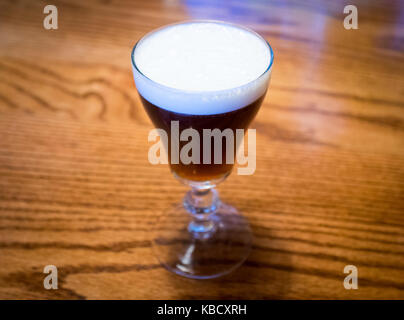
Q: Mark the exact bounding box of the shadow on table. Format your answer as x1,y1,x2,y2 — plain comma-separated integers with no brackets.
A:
165,224,293,299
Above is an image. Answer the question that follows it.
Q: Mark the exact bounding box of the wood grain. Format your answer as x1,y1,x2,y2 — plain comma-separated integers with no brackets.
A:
0,0,403,299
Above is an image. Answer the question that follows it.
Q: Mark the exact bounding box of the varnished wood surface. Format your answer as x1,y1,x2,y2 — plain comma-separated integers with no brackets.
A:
0,0,403,299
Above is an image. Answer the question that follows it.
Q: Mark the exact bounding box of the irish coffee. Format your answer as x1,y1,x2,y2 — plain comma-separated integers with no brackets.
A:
130,20,274,279
132,21,272,182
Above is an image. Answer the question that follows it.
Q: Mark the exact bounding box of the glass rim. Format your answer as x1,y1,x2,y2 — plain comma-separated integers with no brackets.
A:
130,19,274,95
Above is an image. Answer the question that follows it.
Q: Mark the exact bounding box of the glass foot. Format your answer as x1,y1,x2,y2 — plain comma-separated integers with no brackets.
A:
153,200,253,279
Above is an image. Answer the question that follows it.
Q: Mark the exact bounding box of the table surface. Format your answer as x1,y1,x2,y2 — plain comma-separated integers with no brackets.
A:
0,0,403,299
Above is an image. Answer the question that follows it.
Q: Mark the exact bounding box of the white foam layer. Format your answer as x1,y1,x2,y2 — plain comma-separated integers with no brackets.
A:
132,21,272,115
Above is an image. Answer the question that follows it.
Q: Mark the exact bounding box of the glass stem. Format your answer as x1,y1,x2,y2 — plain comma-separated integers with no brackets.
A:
184,187,219,239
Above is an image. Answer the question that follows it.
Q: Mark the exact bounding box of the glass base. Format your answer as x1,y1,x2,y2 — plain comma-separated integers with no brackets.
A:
153,200,252,279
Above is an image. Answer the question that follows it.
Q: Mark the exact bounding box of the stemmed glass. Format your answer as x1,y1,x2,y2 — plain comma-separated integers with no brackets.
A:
131,21,273,279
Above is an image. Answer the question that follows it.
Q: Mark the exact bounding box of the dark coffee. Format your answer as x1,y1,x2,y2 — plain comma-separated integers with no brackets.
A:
140,93,265,181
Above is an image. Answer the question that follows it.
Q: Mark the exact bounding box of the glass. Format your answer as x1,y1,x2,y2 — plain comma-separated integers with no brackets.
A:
131,21,273,279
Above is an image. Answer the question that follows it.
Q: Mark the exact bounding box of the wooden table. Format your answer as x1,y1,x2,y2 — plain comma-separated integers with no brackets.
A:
0,0,403,299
